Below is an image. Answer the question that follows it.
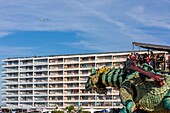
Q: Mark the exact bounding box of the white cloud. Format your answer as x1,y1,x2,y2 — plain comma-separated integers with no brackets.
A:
127,6,170,29
63,40,109,51
0,0,170,51
0,32,11,37
0,45,36,55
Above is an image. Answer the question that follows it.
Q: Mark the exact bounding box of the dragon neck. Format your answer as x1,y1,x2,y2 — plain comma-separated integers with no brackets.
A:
99,68,123,89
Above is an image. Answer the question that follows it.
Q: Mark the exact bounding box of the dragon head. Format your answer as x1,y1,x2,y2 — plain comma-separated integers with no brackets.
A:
85,67,99,91
85,67,107,95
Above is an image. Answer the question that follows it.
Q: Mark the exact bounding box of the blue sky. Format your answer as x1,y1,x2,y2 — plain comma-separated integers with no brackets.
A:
1,0,170,103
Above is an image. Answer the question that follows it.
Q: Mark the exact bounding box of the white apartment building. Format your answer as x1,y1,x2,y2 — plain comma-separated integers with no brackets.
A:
1,51,167,112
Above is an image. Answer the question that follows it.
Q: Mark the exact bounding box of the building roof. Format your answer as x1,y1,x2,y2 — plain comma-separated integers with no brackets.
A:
132,42,170,53
5,50,141,60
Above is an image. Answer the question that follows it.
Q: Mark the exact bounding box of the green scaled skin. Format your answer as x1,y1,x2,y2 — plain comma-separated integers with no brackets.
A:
85,63,170,113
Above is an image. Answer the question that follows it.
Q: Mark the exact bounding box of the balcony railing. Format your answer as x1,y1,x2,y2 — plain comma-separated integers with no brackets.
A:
20,80,33,83
3,69,18,72
5,81,18,84
20,74,33,77
7,98,18,101
34,74,48,77
20,86,33,89
96,58,112,61
8,87,18,89
49,92,63,95
19,104,33,108
49,86,63,88
34,92,48,95
34,80,48,82
2,81,7,83
20,98,33,101
34,98,47,101
35,68,48,70
2,63,18,66
7,93,18,95
1,93,6,95
20,68,33,71
49,104,62,107
20,62,33,65
34,86,48,89
20,92,32,95
34,61,48,64
6,104,18,108
7,75,18,77
34,104,46,107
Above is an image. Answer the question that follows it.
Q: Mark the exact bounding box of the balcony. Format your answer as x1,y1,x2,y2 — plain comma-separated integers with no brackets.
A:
6,98,18,101
79,78,88,82
1,93,6,96
19,104,33,108
34,79,48,83
6,104,18,108
20,60,33,65
34,92,48,95
20,73,33,77
64,58,79,63
7,87,18,90
65,80,79,83
1,99,6,102
80,64,95,69
49,97,63,101
20,68,33,72
64,90,79,94
6,92,18,96
2,69,18,73
49,58,63,64
2,75,8,79
34,86,48,89
34,73,48,77
20,80,33,83
49,104,57,107
49,71,63,77
3,81,18,84
2,62,19,67
20,92,32,95
64,84,79,89
1,81,7,83
7,74,18,77
49,65,63,70
113,57,126,62
64,64,79,69
49,79,63,82
20,86,33,89
34,103,47,107
96,58,113,62
49,92,63,95
20,98,33,101
34,59,48,65
49,85,63,88
80,57,95,62
34,97,47,101
34,67,48,71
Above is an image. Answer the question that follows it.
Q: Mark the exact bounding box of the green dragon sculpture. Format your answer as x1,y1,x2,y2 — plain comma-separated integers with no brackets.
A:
85,60,170,113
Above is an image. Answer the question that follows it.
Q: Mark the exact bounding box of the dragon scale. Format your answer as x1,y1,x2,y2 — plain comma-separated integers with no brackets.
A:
85,62,170,113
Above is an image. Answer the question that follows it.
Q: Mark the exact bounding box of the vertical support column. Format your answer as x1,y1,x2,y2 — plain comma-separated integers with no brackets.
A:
47,57,50,108
32,58,35,108
18,59,20,108
62,57,64,109
78,55,80,108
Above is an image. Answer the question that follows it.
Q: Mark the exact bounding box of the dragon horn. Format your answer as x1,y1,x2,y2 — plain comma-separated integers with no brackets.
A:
91,67,97,74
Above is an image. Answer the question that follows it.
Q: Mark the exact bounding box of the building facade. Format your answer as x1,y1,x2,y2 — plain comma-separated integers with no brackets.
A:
1,51,167,112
